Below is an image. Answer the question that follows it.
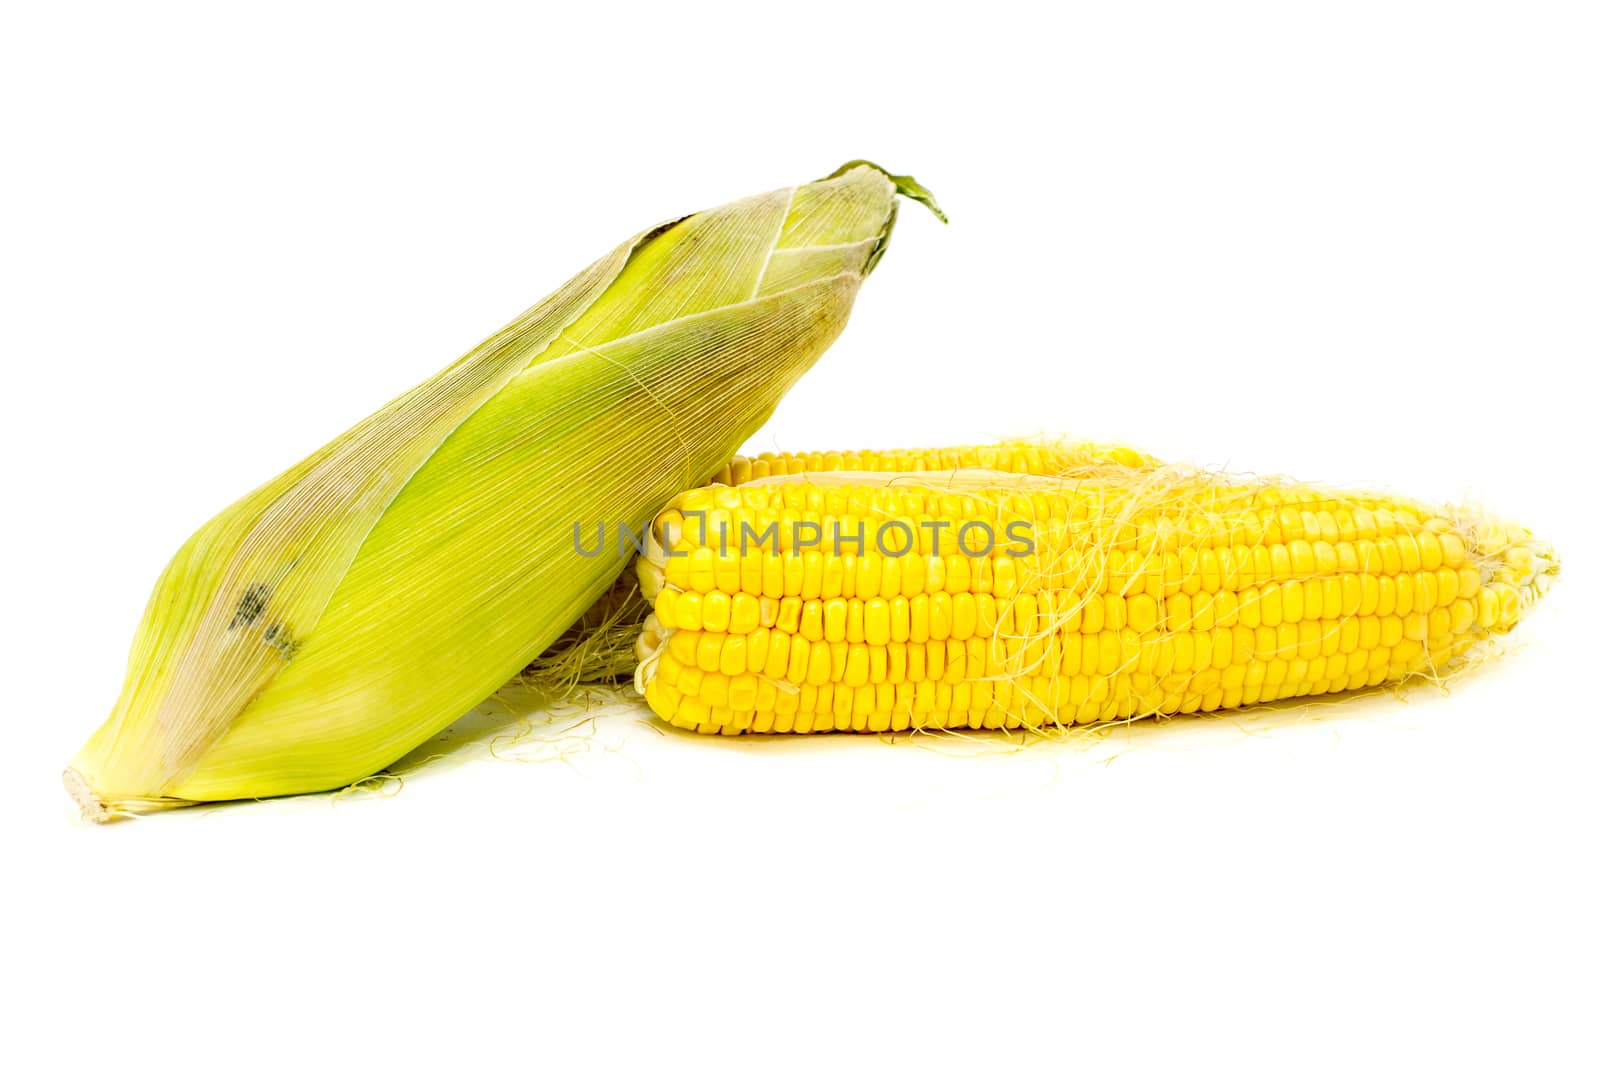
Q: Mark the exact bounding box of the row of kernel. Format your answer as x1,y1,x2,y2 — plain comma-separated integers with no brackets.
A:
653,501,1453,563
645,641,1439,736
653,529,1468,601
657,588,1101,643
652,572,1484,644
1035,507,1454,561
729,446,1017,481
671,481,1200,538
663,482,1442,556
652,609,1462,697
654,551,1059,608
1173,568,1480,630
1151,531,1466,590
672,482,1049,527
651,674,1142,733
716,444,1090,485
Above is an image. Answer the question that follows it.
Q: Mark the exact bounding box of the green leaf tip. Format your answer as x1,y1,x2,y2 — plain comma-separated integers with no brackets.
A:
827,160,948,223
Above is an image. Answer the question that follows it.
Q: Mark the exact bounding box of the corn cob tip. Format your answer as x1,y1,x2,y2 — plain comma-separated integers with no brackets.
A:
827,160,947,224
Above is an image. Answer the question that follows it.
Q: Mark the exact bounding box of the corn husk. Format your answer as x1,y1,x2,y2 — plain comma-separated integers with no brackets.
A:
67,160,942,820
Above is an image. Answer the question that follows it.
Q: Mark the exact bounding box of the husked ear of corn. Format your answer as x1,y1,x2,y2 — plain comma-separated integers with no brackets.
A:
67,161,943,820
633,460,1557,735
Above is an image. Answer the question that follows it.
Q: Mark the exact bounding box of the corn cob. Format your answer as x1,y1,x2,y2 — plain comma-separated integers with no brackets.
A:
633,464,1556,735
66,161,942,819
523,440,1156,690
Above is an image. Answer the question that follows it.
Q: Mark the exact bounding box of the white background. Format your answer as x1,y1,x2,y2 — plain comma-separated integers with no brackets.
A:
3,2,1595,1064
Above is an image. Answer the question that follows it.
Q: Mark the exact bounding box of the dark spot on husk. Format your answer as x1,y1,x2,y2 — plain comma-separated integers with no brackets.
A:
230,584,271,630
262,621,300,661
